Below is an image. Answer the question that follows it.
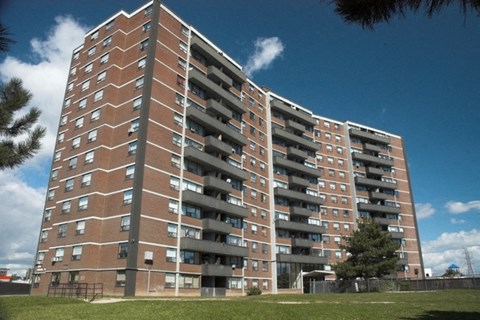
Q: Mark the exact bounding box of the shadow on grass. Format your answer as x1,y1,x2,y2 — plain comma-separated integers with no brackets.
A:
401,311,480,320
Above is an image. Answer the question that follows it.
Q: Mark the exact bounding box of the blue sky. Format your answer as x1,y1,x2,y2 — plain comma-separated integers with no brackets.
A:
1,0,479,276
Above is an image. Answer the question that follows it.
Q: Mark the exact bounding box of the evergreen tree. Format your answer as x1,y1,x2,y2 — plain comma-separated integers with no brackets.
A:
333,0,480,29
0,23,14,53
334,218,400,279
0,78,46,169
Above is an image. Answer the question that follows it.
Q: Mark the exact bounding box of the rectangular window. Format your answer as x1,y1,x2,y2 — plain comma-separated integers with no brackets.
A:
167,223,177,237
57,132,65,143
135,77,144,89
106,19,114,30
138,58,146,69
76,220,85,235
72,137,81,149
91,109,100,121
58,224,67,238
172,133,182,147
72,246,83,260
100,53,109,64
78,98,87,109
140,39,149,51
78,196,88,210
87,129,97,142
85,151,95,164
179,41,187,53
121,216,130,231
116,271,126,287
123,190,133,204
75,117,84,129
47,189,55,200
60,115,68,126
130,119,140,132
118,243,128,258
128,141,137,155
166,248,177,262
91,30,99,41
97,71,106,82
87,46,96,57
125,165,135,179
168,199,179,214
62,201,71,214
181,25,189,36
54,151,61,162
65,178,74,192
80,173,91,187
85,63,93,73
103,36,112,47
81,80,90,91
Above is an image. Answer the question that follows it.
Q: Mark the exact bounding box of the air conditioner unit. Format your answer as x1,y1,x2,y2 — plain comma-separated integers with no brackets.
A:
51,257,61,262
226,178,231,183
128,127,135,134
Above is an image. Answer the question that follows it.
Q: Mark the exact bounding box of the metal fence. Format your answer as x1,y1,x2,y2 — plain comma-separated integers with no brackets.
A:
47,283,103,300
305,276,480,294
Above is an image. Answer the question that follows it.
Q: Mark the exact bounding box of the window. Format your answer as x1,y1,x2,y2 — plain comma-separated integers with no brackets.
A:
93,89,104,102
54,151,61,162
175,94,185,105
140,39,149,51
179,41,187,53
121,216,130,231
97,71,106,82
76,220,85,235
72,137,81,149
91,109,100,122
79,98,87,109
78,196,88,210
133,96,142,110
181,25,188,36
68,157,78,169
170,176,180,191
166,248,177,262
81,173,92,187
54,248,64,261
138,58,146,69
85,150,95,164
67,82,73,92
81,80,90,91
176,75,185,88
128,141,137,155
252,260,259,271
72,246,83,260
87,129,97,142
177,57,186,70
167,223,177,237
87,46,96,57
124,165,135,180
47,189,55,200
75,117,84,129
171,154,181,168
103,36,112,47
262,261,268,272
65,178,74,192
172,133,182,147
62,201,71,214
100,53,109,64
60,115,68,126
70,66,77,76
252,242,258,252
168,200,179,214
118,243,128,258
51,170,58,181
123,190,133,205
135,77,144,89
41,230,48,242
106,19,114,30
58,132,65,143
144,5,153,15
85,63,93,73
165,273,176,288
91,30,99,41
142,22,151,32
116,271,126,287
130,119,140,132
44,209,52,221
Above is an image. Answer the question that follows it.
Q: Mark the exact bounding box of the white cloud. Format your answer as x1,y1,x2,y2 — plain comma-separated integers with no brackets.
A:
445,200,480,214
422,229,480,276
415,203,435,219
0,16,88,276
244,37,284,76
0,16,88,168
0,170,46,275
450,218,465,225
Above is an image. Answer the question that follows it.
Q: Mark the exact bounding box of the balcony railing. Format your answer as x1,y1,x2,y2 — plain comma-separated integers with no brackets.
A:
275,219,325,234
272,127,319,151
273,157,322,178
354,176,397,190
357,202,401,214
276,253,328,265
274,187,324,205
182,190,247,218
270,100,317,126
349,128,391,144
180,237,248,257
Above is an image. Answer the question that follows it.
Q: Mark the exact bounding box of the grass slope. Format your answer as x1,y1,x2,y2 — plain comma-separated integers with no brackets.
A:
0,290,479,320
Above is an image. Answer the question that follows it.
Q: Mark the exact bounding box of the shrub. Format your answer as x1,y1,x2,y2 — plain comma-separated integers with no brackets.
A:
246,287,262,296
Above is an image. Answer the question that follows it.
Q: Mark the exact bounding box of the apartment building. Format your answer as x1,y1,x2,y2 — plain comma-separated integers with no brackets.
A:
31,1,423,297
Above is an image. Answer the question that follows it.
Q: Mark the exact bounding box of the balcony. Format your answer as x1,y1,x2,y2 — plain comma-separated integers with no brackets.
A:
202,218,232,234
201,263,233,277
184,146,247,181
288,175,311,188
291,238,314,248
273,157,322,178
369,191,389,200
186,106,246,146
366,166,385,177
207,65,233,88
357,203,401,214
274,187,324,205
206,99,232,121
286,147,309,160
272,127,319,151
276,253,328,265
364,143,383,153
180,237,248,257
354,176,397,190
349,128,391,144
285,119,306,132
182,190,247,218
275,220,325,234
190,35,247,84
352,152,394,167
270,100,317,127
203,176,232,193
189,68,246,114
290,206,315,218
374,217,395,226
204,136,233,156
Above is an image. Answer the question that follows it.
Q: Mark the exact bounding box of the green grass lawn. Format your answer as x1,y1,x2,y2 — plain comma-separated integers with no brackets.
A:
1,290,479,320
